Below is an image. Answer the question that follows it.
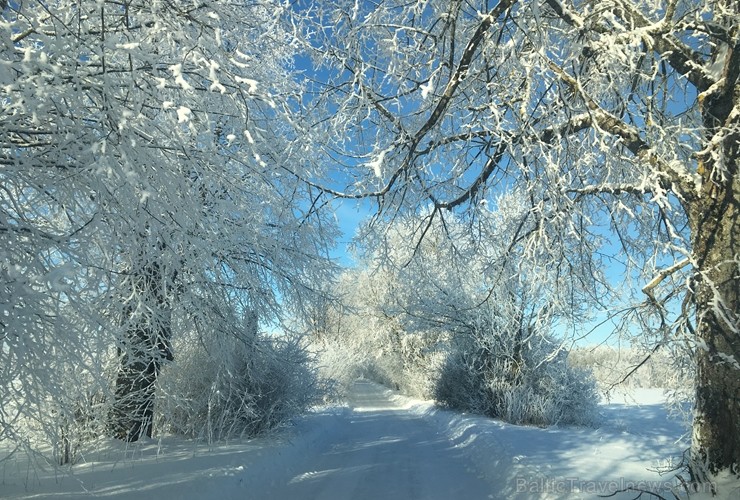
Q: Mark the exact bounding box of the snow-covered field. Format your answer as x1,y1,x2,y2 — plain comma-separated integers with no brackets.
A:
1,381,735,499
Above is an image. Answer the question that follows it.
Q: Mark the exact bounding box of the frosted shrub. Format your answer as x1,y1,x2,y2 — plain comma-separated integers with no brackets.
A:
434,351,489,414
500,386,552,427
1,326,116,466
393,355,441,400
311,340,364,395
356,333,445,400
393,335,445,399
50,367,114,465
435,335,600,427
157,333,323,443
15,366,114,466
547,366,601,427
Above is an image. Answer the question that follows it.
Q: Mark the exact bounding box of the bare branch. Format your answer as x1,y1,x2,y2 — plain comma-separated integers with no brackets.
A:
642,258,692,298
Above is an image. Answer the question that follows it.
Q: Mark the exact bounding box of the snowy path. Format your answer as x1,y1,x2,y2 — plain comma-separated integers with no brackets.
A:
249,380,494,499
2,382,693,499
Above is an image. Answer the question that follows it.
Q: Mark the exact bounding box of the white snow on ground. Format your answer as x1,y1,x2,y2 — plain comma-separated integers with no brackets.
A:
2,381,737,499
0,406,348,499
391,387,691,499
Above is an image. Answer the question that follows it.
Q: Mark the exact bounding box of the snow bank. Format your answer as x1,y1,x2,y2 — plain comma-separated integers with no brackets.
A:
3,383,737,499
383,386,735,499
0,405,349,499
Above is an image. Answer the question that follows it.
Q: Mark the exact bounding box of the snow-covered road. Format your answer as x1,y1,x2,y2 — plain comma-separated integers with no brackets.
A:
249,380,494,499
3,380,697,499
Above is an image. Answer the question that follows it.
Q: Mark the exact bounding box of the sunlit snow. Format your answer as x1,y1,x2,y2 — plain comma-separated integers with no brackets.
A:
1,381,713,500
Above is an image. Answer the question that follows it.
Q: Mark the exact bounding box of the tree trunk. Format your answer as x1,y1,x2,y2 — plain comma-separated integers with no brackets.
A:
690,183,740,478
112,260,173,442
689,36,740,476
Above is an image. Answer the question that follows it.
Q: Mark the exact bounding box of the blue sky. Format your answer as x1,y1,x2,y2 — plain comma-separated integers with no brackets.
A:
327,198,374,267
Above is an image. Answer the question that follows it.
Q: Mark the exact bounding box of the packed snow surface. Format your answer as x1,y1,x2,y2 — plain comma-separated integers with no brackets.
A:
3,380,731,499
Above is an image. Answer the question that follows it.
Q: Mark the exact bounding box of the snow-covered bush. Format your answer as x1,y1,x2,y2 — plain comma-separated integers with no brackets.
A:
157,331,324,443
435,335,600,427
0,297,117,465
311,339,365,396
312,314,445,401
340,328,444,400
5,365,114,466
306,271,444,400
391,333,447,399
48,360,116,465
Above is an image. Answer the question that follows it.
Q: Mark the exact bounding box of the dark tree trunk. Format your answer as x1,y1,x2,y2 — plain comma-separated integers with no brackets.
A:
691,188,740,475
689,27,740,476
112,260,173,442
690,174,740,478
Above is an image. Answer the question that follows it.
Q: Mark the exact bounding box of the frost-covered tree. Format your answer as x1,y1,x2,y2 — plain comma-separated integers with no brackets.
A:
298,0,738,481
1,0,335,456
320,211,599,426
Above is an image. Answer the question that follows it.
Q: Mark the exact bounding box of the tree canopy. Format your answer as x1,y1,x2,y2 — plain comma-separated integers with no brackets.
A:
1,0,336,454
296,0,738,479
